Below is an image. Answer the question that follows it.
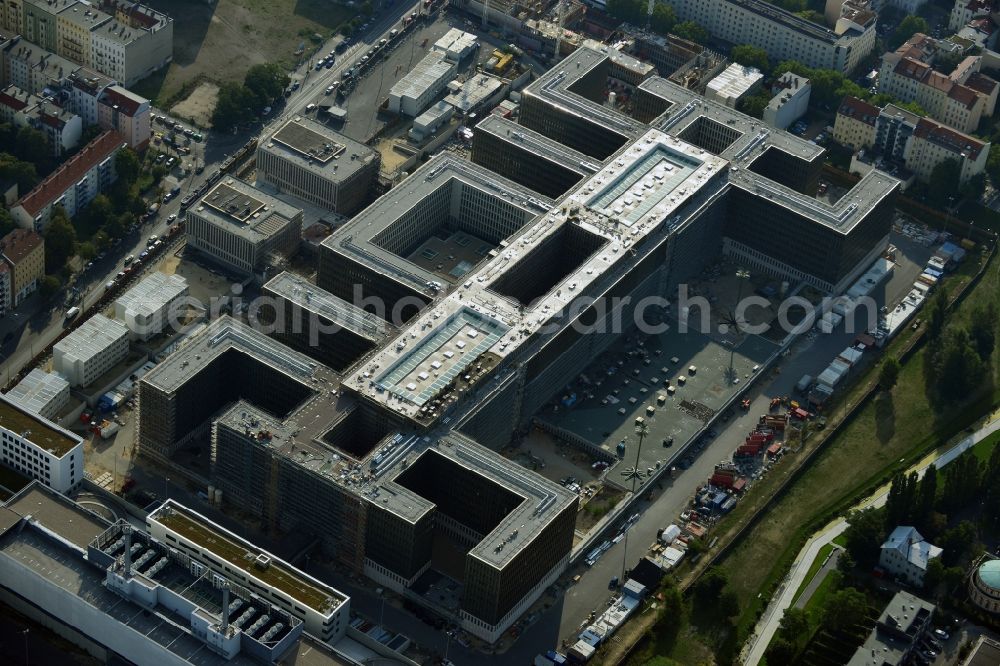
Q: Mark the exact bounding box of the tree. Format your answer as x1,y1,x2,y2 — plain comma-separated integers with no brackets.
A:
924,556,945,594
777,607,811,642
115,148,141,187
916,466,937,532
822,587,869,632
731,45,770,73
878,357,900,391
0,207,15,238
718,589,740,618
836,549,856,577
243,63,290,108
969,304,997,360
43,206,76,273
765,637,798,665
890,16,930,50
212,82,256,131
78,241,96,261
987,144,1000,183
650,2,677,34
844,508,885,569
694,567,729,602
885,471,917,529
938,520,978,566
929,328,987,404
737,92,772,119
39,274,60,300
672,21,708,44
14,126,51,172
927,158,962,208
0,152,38,192
795,9,825,24
940,451,983,512
925,288,948,340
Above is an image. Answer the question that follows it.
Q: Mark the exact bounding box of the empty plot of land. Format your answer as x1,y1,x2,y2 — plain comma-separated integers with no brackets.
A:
169,82,219,128
138,0,353,105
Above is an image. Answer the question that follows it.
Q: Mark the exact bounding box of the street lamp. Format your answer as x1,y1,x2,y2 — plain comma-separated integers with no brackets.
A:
726,268,750,384
22,627,29,666
620,422,648,585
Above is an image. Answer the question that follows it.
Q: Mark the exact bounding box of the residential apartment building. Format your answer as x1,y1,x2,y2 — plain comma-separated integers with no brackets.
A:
833,95,879,150
10,130,123,230
22,0,72,53
879,525,942,586
65,66,114,125
906,115,989,183
97,83,148,148
0,394,83,493
52,313,129,387
3,36,77,94
666,0,877,74
0,263,10,317
878,34,999,132
0,227,43,307
56,1,110,66
0,0,23,33
874,103,921,162
763,72,811,129
949,0,995,32
0,84,82,156
89,7,171,86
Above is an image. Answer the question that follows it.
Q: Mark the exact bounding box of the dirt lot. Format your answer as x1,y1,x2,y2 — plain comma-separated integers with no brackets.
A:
137,0,354,109
170,82,220,128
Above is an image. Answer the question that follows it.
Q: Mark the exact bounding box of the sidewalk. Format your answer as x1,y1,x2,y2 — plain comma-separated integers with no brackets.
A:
742,415,1000,665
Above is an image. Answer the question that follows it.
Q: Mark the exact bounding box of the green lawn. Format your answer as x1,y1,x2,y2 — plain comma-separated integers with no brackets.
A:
691,246,1000,659
832,534,847,548
790,544,834,606
971,429,1000,462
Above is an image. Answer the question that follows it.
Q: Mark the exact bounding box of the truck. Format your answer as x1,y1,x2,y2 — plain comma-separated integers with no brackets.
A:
65,306,81,320
796,374,812,393
93,420,120,440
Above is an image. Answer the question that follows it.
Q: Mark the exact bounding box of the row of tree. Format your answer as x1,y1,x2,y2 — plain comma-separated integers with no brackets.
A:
923,289,997,406
604,0,710,43
212,63,291,131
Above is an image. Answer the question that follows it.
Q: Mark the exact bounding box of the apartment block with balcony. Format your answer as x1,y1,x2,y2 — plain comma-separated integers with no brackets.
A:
9,130,123,230
0,227,43,307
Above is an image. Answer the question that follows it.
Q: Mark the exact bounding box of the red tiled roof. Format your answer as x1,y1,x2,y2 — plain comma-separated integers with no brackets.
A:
100,86,143,116
966,71,999,95
837,95,879,126
914,117,986,160
14,131,125,217
948,84,980,108
0,228,43,265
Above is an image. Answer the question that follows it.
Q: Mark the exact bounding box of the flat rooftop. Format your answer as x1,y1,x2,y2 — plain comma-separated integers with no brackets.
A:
375,307,507,407
345,129,729,422
5,483,109,549
0,523,266,666
475,114,600,175
525,48,646,135
321,152,552,295
141,315,336,394
263,271,390,343
260,117,378,183
729,164,898,232
115,272,188,319
53,314,128,364
191,178,301,242
0,395,81,458
148,500,347,615
5,368,69,415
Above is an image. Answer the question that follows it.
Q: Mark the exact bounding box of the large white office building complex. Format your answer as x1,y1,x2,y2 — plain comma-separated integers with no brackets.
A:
0,394,83,493
52,313,129,387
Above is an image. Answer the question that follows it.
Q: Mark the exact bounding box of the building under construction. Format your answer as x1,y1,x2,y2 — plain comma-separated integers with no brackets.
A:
139,46,901,644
